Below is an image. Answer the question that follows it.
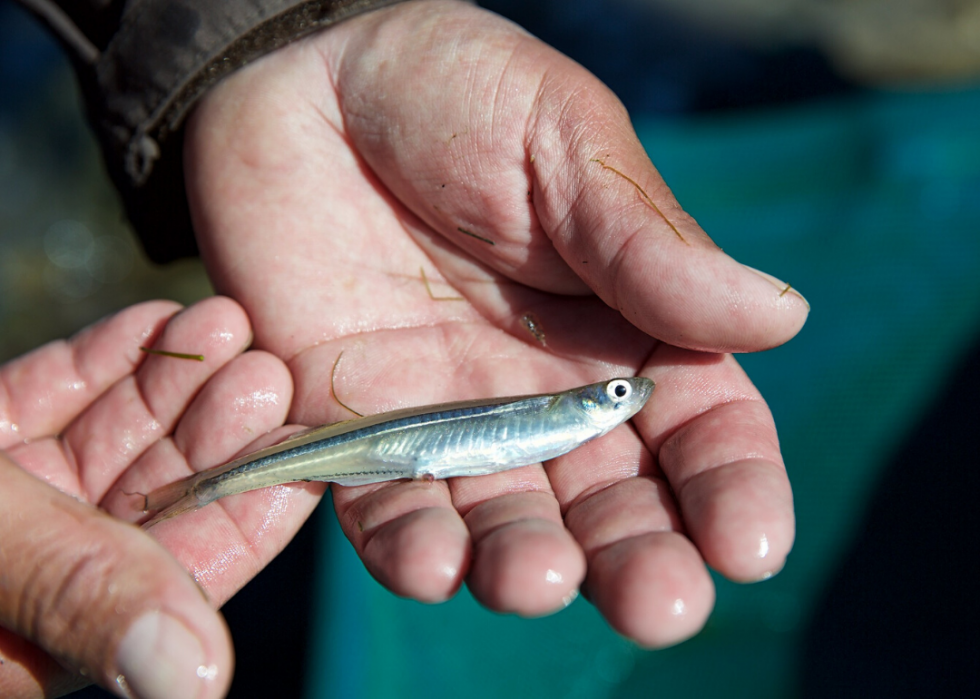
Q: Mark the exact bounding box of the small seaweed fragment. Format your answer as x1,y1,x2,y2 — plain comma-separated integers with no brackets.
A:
590,158,687,244
420,266,464,301
139,347,205,361
331,351,364,418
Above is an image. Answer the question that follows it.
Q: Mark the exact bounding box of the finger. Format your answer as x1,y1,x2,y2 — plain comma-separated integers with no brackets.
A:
0,631,83,698
636,345,795,581
64,296,252,501
332,479,470,603
527,92,810,352
0,300,181,448
547,413,715,646
104,349,299,606
585,531,716,648
0,453,232,699
451,469,586,616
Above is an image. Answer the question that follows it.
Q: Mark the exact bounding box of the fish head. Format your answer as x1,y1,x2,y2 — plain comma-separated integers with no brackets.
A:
572,377,655,433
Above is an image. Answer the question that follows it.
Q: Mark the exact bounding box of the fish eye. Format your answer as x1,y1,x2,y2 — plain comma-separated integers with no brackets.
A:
606,380,632,401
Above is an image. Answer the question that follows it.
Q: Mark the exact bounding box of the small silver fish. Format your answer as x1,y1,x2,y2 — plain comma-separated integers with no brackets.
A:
139,377,654,527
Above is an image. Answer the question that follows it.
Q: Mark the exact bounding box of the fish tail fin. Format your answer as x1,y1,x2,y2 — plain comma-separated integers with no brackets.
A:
135,472,210,529
140,492,201,529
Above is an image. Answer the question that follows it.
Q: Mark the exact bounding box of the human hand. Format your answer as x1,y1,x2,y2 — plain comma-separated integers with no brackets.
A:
0,298,304,698
182,0,807,646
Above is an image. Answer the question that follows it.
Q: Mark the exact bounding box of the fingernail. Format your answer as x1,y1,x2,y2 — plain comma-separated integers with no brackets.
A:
116,611,216,699
741,265,809,309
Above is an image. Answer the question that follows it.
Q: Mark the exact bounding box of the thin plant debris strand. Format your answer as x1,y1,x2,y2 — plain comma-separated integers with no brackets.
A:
331,351,364,417
420,266,464,301
457,227,495,245
430,203,495,245
744,265,808,307
590,158,687,244
139,347,205,361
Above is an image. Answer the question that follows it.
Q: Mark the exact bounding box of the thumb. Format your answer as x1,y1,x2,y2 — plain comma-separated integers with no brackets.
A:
531,105,809,352
525,75,810,353
0,453,232,699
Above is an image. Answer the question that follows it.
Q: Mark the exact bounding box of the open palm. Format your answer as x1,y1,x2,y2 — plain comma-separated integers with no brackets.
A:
183,0,804,647
0,3,807,698
1,298,299,698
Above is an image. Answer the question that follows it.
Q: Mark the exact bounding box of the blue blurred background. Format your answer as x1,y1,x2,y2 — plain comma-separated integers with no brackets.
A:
2,0,978,697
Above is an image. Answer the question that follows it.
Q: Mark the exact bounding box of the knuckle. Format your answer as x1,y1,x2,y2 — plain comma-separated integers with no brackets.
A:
14,520,131,668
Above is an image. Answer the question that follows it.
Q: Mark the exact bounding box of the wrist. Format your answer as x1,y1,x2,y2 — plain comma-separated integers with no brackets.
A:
19,0,418,262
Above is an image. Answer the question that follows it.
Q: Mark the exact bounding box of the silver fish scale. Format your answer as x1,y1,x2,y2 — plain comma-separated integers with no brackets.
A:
387,402,598,480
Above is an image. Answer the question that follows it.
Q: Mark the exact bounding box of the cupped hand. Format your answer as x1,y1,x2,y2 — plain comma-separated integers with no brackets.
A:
0,298,304,698
183,0,807,647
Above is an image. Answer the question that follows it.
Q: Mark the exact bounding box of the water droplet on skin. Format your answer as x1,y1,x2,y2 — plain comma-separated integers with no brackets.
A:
233,389,280,412
545,569,563,585
197,664,218,680
670,598,686,617
191,543,250,588
439,563,460,582
756,533,770,559
254,486,291,541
